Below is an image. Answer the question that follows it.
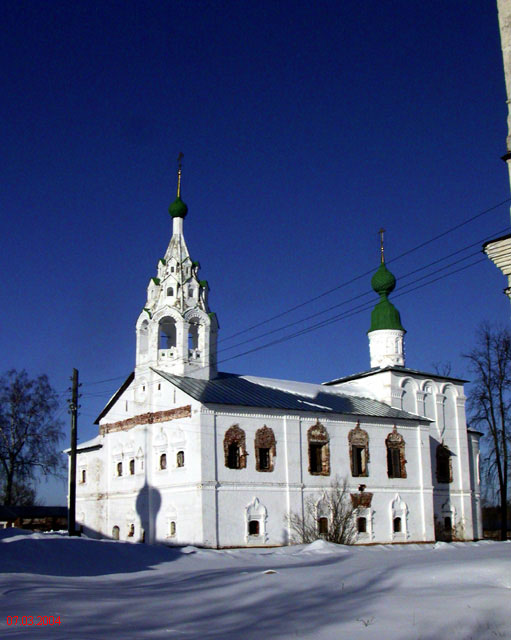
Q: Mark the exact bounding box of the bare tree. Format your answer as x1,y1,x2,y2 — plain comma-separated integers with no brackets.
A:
287,476,357,544
0,370,64,505
464,325,511,540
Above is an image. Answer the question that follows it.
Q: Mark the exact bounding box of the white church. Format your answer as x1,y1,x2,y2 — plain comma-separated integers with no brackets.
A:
74,168,483,546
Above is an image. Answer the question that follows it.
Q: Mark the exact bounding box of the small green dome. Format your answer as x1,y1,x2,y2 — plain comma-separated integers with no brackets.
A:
368,262,405,333
371,263,396,296
369,298,405,332
169,196,188,218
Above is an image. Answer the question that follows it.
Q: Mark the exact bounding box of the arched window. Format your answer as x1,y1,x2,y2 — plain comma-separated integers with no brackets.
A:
112,526,120,540
170,521,176,536
167,287,174,297
393,517,402,533
188,287,194,298
348,423,369,477
159,453,167,470
255,426,276,472
224,425,246,469
81,469,87,483
129,459,135,475
127,524,135,537
245,498,267,542
176,451,184,467
159,317,177,349
307,422,330,476
188,319,199,351
436,444,452,483
116,461,123,477
386,427,406,479
248,520,259,536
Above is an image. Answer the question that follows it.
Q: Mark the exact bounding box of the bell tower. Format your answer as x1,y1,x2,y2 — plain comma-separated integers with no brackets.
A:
135,155,218,381
367,230,406,369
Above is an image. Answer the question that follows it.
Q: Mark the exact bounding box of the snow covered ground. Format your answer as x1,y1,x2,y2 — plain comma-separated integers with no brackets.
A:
0,530,510,640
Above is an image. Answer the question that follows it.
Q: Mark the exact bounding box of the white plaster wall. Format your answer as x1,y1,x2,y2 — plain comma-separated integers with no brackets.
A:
76,376,206,545
203,407,434,547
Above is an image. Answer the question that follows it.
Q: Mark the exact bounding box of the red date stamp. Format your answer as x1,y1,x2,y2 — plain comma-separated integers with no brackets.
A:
7,616,61,626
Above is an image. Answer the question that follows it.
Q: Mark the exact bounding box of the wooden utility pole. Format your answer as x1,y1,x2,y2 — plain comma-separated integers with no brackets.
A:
68,368,79,536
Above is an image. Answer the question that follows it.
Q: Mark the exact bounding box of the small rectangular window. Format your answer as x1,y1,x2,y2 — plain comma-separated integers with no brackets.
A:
318,517,328,535
357,517,367,533
81,469,86,483
248,520,259,535
352,446,366,477
309,443,324,474
227,443,240,469
393,517,402,533
259,447,270,471
387,448,402,478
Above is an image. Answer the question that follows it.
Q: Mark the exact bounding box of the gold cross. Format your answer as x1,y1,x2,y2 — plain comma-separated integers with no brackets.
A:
177,152,184,197
379,228,385,264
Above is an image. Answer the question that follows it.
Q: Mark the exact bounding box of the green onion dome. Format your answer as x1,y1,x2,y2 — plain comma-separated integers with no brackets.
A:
371,263,396,296
368,263,405,333
169,196,188,219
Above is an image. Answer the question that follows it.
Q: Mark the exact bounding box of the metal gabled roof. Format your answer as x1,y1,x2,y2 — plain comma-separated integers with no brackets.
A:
94,372,134,424
323,365,467,386
153,369,425,422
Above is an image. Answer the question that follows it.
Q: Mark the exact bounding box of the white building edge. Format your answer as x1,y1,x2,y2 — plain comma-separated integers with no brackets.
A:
72,172,482,546
484,0,511,299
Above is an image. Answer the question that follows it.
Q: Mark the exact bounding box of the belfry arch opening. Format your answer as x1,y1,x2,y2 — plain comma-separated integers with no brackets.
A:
188,319,200,351
139,320,149,353
159,317,177,349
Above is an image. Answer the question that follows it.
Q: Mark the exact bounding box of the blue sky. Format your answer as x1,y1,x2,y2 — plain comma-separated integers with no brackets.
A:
2,1,510,504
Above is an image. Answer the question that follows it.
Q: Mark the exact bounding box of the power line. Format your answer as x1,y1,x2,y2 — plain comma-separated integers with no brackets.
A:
218,197,511,344
78,200,511,390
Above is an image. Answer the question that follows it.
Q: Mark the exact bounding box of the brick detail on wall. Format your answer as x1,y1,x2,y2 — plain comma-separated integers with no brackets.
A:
351,492,373,509
254,425,276,472
386,426,407,479
348,422,369,477
223,425,247,469
100,405,191,435
307,420,330,476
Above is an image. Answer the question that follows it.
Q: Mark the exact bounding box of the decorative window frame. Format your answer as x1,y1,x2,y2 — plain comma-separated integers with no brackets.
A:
135,447,144,474
350,492,374,542
245,497,268,545
254,426,276,472
224,425,247,469
112,443,124,478
166,506,178,539
348,422,369,477
307,421,330,476
386,426,407,479
355,507,374,542
390,493,409,541
154,428,168,472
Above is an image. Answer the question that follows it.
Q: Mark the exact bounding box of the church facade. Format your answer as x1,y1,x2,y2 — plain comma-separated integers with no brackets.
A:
74,174,483,546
